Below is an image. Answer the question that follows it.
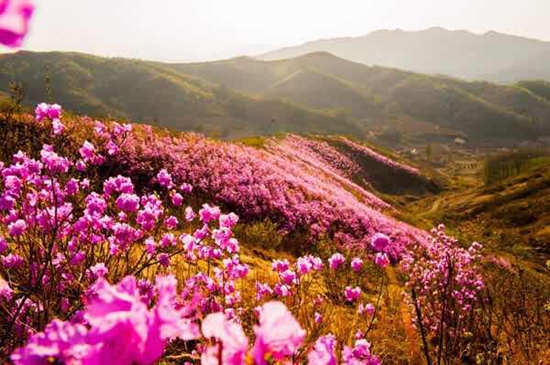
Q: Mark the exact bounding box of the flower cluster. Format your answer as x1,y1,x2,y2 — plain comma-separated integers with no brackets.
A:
35,103,65,135
402,225,484,339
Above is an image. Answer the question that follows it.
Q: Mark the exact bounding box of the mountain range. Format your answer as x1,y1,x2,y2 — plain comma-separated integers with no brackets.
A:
259,27,550,83
2,50,550,143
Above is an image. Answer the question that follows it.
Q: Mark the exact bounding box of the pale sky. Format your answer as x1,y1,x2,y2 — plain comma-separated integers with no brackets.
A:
13,0,550,61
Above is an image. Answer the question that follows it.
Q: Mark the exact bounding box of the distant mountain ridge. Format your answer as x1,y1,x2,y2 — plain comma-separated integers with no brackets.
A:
259,27,550,82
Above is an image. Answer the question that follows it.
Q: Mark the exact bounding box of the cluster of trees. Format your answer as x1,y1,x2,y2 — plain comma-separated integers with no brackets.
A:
483,150,547,184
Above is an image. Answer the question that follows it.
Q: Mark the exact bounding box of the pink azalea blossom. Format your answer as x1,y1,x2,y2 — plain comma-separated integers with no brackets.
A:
328,253,345,270
252,302,305,365
8,219,26,236
201,312,249,365
374,253,389,268
308,335,337,365
0,0,34,47
371,233,390,252
0,277,13,300
344,286,361,302
351,257,363,272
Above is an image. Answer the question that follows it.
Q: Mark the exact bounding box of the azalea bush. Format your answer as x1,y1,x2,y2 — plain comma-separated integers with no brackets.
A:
402,225,485,364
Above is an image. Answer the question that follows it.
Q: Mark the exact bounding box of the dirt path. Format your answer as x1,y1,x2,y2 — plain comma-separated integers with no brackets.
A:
419,196,444,217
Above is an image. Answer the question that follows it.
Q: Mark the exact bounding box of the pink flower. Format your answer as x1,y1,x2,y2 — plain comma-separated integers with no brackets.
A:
11,320,92,365
351,257,363,272
199,204,221,223
165,216,178,230
343,339,380,365
116,193,140,213
271,259,290,272
185,206,196,221
280,270,297,286
106,140,118,155
180,183,193,193
219,212,239,229
2,253,23,268
47,104,62,120
79,141,96,161
0,277,13,300
374,253,389,268
201,312,249,365
344,286,361,302
371,233,390,252
34,102,48,122
89,263,108,279
76,160,87,171
252,302,305,365
171,192,183,206
296,256,313,275
156,169,173,188
328,253,345,270
308,335,337,365
8,219,26,236
0,236,8,253
0,0,34,47
314,312,323,323
359,303,375,316
52,120,65,135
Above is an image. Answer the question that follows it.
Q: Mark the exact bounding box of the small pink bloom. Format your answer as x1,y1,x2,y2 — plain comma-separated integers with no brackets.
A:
8,219,26,236
344,286,361,302
351,257,363,272
328,253,345,270
374,253,389,268
371,233,390,252
308,335,337,365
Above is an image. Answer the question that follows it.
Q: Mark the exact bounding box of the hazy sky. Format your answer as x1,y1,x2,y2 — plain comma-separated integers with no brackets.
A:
14,0,550,61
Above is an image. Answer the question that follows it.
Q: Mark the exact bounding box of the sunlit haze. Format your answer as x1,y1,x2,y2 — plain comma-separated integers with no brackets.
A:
14,0,550,61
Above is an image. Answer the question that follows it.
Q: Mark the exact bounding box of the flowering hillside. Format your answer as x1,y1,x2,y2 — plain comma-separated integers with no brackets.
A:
95,126,433,257
0,105,548,365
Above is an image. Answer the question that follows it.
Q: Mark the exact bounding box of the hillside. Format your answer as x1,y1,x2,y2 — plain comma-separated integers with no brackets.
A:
1,106,548,365
2,51,550,143
0,112,435,256
171,52,550,143
0,51,365,139
259,27,550,82
409,155,550,263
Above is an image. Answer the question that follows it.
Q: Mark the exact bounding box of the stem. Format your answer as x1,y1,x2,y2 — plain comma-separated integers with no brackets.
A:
412,288,432,365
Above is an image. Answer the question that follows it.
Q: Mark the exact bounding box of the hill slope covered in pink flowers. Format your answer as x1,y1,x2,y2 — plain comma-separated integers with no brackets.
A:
23,114,435,255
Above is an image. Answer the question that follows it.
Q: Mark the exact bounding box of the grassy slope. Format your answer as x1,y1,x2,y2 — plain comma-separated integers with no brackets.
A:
2,51,550,142
0,51,365,139
407,158,550,266
170,52,550,142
